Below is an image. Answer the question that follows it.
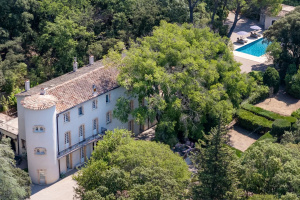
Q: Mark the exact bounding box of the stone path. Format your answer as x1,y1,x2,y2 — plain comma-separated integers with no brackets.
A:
227,125,260,152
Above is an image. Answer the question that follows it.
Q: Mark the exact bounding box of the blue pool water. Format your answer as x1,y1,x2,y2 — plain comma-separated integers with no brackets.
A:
236,38,270,57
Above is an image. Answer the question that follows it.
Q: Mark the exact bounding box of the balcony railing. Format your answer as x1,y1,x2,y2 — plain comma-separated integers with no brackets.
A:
57,127,107,159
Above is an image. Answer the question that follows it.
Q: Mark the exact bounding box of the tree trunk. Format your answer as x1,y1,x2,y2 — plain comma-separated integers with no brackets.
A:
211,0,219,25
221,0,228,22
227,5,241,38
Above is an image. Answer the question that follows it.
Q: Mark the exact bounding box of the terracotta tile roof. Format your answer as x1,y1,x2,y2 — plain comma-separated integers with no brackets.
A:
18,61,119,113
21,95,58,110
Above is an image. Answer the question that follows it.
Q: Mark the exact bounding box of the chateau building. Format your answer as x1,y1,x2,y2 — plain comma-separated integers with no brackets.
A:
13,57,153,184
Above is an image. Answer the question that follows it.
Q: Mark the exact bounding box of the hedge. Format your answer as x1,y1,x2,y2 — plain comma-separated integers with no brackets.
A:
270,119,291,137
242,85,269,105
291,108,300,119
237,109,273,134
242,104,297,123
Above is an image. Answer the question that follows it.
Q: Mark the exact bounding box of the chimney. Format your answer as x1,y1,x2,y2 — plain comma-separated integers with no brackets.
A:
40,88,46,95
89,55,94,65
73,57,78,72
25,80,30,91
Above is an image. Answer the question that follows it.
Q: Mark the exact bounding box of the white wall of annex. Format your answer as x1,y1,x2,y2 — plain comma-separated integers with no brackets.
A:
265,16,280,29
16,96,26,155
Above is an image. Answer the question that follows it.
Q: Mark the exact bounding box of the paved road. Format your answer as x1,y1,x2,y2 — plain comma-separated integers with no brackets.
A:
30,170,77,200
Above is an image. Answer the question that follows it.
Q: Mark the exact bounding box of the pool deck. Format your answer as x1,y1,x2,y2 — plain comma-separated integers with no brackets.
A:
225,13,272,73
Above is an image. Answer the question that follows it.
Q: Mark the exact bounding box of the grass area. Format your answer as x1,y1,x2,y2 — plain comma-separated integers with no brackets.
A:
242,104,297,123
227,145,243,158
257,132,275,142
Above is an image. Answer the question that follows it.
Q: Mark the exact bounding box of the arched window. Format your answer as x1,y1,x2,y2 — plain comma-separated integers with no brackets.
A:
34,147,47,155
272,20,276,25
33,126,45,133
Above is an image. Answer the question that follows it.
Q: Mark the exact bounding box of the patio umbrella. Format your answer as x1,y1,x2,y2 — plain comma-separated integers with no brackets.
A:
250,25,262,30
236,31,248,36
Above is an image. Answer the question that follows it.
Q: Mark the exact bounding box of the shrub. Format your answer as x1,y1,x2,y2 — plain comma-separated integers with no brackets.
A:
285,70,300,99
249,71,264,85
271,119,291,137
291,108,300,119
263,67,280,93
242,104,297,123
242,85,269,105
237,109,272,134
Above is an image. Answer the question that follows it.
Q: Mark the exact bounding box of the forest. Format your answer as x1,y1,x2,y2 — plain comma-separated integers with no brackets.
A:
0,0,285,111
1,0,300,199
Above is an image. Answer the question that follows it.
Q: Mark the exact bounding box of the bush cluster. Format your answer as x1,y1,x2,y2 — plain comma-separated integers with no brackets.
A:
271,119,291,137
285,67,300,99
263,67,280,94
291,108,300,119
242,104,297,123
237,109,273,134
242,85,269,105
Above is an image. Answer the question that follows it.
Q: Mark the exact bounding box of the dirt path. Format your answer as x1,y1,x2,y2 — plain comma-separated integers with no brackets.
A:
255,87,300,116
227,126,260,152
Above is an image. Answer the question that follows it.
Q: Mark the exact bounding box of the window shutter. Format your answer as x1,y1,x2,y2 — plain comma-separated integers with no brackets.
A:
83,124,85,139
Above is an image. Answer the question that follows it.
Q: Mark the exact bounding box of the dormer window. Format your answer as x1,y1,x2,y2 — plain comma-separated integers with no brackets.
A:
33,126,45,133
78,106,84,116
34,147,47,155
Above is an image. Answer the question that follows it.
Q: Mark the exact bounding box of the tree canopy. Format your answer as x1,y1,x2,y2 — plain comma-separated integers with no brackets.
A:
192,122,241,199
73,129,190,200
264,7,300,70
110,21,257,145
239,140,300,198
0,137,31,200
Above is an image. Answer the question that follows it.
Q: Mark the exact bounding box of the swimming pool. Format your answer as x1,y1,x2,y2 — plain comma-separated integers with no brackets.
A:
236,38,270,57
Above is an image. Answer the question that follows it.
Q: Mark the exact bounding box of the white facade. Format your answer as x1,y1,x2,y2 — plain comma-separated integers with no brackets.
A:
264,16,280,29
17,86,144,184
23,104,59,184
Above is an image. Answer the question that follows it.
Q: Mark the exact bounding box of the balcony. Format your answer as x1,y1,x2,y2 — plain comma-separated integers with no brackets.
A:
57,127,107,159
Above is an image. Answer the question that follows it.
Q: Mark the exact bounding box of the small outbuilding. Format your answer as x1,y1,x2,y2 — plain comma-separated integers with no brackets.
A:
260,4,295,29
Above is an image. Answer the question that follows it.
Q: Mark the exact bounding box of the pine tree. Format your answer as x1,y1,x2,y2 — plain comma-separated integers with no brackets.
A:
192,121,241,200
0,137,31,200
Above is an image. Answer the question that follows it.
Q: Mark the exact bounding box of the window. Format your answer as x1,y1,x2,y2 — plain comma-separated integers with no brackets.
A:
78,106,84,116
106,94,111,103
34,147,47,155
106,111,112,124
79,125,85,137
80,148,84,159
272,20,276,25
130,100,134,110
63,112,70,122
65,132,70,144
92,99,97,109
93,118,98,132
21,139,26,149
128,120,134,132
33,125,45,133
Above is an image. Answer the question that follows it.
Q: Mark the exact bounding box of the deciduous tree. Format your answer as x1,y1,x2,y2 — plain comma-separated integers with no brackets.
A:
0,137,31,200
73,129,190,200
